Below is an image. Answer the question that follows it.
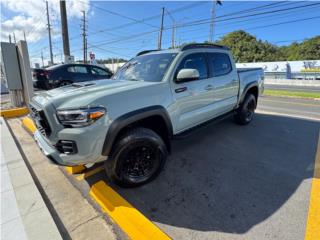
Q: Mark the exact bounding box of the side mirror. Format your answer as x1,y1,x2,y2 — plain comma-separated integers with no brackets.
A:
176,68,200,82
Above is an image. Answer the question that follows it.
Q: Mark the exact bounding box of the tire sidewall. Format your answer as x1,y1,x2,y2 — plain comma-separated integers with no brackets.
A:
106,128,167,187
235,94,256,125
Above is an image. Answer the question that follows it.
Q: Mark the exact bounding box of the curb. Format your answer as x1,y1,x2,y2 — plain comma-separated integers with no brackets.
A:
90,181,171,240
0,107,29,118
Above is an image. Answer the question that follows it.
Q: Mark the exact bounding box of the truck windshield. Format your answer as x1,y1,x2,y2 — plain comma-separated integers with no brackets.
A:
113,53,177,82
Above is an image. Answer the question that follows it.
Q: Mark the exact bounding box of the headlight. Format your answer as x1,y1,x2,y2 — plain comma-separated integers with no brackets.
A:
57,107,106,127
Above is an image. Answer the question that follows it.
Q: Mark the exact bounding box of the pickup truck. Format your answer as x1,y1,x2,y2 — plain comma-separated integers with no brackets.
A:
29,43,264,187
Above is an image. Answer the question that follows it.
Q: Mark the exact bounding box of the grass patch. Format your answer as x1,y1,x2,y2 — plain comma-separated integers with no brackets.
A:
263,89,320,99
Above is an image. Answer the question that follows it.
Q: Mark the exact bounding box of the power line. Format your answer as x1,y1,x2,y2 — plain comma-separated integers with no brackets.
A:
169,2,320,30
73,1,209,40
79,0,158,29
179,15,320,44
85,2,319,50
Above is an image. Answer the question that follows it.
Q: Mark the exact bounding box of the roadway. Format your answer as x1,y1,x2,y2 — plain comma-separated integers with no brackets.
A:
257,95,320,120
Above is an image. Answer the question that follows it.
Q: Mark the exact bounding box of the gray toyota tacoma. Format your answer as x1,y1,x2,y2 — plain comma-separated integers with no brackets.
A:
29,43,264,187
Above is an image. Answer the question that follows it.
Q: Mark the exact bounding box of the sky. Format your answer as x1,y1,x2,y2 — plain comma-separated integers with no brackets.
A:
1,0,320,66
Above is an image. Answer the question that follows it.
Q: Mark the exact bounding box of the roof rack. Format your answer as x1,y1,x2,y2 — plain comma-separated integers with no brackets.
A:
180,43,229,51
136,50,159,56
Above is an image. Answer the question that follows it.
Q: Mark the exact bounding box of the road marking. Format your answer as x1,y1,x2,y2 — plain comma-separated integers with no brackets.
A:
76,165,104,180
1,107,29,118
90,181,171,240
256,110,320,122
305,133,320,240
261,98,320,107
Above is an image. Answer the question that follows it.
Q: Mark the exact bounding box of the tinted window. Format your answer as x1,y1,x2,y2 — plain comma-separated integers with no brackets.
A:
177,53,207,80
67,66,88,74
91,67,110,76
208,53,232,77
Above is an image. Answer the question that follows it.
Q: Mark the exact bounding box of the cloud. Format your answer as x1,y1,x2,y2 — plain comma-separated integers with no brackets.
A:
0,0,89,43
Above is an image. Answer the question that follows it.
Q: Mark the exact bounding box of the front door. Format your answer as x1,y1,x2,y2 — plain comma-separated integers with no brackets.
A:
171,52,215,133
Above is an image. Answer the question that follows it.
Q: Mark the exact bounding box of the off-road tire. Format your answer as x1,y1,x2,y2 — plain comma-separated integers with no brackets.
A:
105,127,167,187
234,93,257,125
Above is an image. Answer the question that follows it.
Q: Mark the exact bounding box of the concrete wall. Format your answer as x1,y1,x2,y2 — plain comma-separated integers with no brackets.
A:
265,78,320,87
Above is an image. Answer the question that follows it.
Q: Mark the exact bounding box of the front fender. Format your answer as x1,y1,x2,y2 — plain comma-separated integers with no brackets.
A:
101,105,172,157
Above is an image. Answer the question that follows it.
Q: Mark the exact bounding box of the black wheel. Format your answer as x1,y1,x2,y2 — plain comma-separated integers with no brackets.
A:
59,81,71,87
105,127,167,187
234,93,257,125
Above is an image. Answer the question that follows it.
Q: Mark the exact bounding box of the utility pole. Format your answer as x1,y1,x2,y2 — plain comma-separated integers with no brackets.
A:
81,11,87,63
209,0,222,42
60,0,70,61
8,34,12,43
171,23,176,48
23,31,26,41
166,9,176,48
41,51,44,67
158,7,165,50
13,32,16,43
46,1,54,65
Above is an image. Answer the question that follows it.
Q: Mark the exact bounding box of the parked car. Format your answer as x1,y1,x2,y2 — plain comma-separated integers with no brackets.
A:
29,43,264,187
32,63,113,90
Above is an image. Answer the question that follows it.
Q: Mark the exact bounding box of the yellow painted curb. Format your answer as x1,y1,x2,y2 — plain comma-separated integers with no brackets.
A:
90,181,171,240
1,107,29,118
22,117,37,134
65,165,86,174
305,133,320,240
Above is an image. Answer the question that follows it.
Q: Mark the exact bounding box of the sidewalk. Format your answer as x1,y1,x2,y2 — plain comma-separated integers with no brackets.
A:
1,117,62,240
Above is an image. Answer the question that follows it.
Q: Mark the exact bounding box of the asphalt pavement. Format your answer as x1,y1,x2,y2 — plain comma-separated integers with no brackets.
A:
69,95,320,240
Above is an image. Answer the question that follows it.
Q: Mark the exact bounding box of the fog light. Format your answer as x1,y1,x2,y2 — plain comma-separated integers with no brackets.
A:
55,140,78,154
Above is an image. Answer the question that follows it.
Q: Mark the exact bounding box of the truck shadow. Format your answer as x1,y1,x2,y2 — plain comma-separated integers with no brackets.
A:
86,113,319,235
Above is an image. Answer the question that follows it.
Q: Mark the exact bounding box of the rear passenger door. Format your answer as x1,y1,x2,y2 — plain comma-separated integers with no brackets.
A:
207,52,239,114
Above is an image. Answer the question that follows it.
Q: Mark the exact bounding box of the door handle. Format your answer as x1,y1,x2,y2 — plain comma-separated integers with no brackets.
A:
205,85,213,91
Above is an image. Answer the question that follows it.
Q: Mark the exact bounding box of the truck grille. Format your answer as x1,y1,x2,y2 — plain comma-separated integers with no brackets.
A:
29,103,51,137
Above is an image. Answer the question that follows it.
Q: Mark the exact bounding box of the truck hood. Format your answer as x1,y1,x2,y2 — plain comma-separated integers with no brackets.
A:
32,79,158,108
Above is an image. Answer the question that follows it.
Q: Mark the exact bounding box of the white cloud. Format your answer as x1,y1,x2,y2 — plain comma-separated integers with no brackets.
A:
0,0,89,43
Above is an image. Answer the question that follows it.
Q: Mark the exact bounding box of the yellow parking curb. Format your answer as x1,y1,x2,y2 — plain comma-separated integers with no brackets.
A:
90,181,171,240
305,134,320,240
65,165,86,174
22,117,37,134
1,107,29,118
21,116,86,174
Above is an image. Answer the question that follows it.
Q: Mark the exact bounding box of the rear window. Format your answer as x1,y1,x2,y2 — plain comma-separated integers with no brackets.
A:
67,66,88,74
208,53,232,77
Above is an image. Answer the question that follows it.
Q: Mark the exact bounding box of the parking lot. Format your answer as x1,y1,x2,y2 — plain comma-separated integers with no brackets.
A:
6,95,320,240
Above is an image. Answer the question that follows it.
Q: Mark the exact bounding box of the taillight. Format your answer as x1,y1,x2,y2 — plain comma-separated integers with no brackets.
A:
39,70,50,79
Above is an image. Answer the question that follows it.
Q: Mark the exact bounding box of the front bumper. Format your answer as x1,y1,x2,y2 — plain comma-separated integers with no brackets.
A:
34,124,107,166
